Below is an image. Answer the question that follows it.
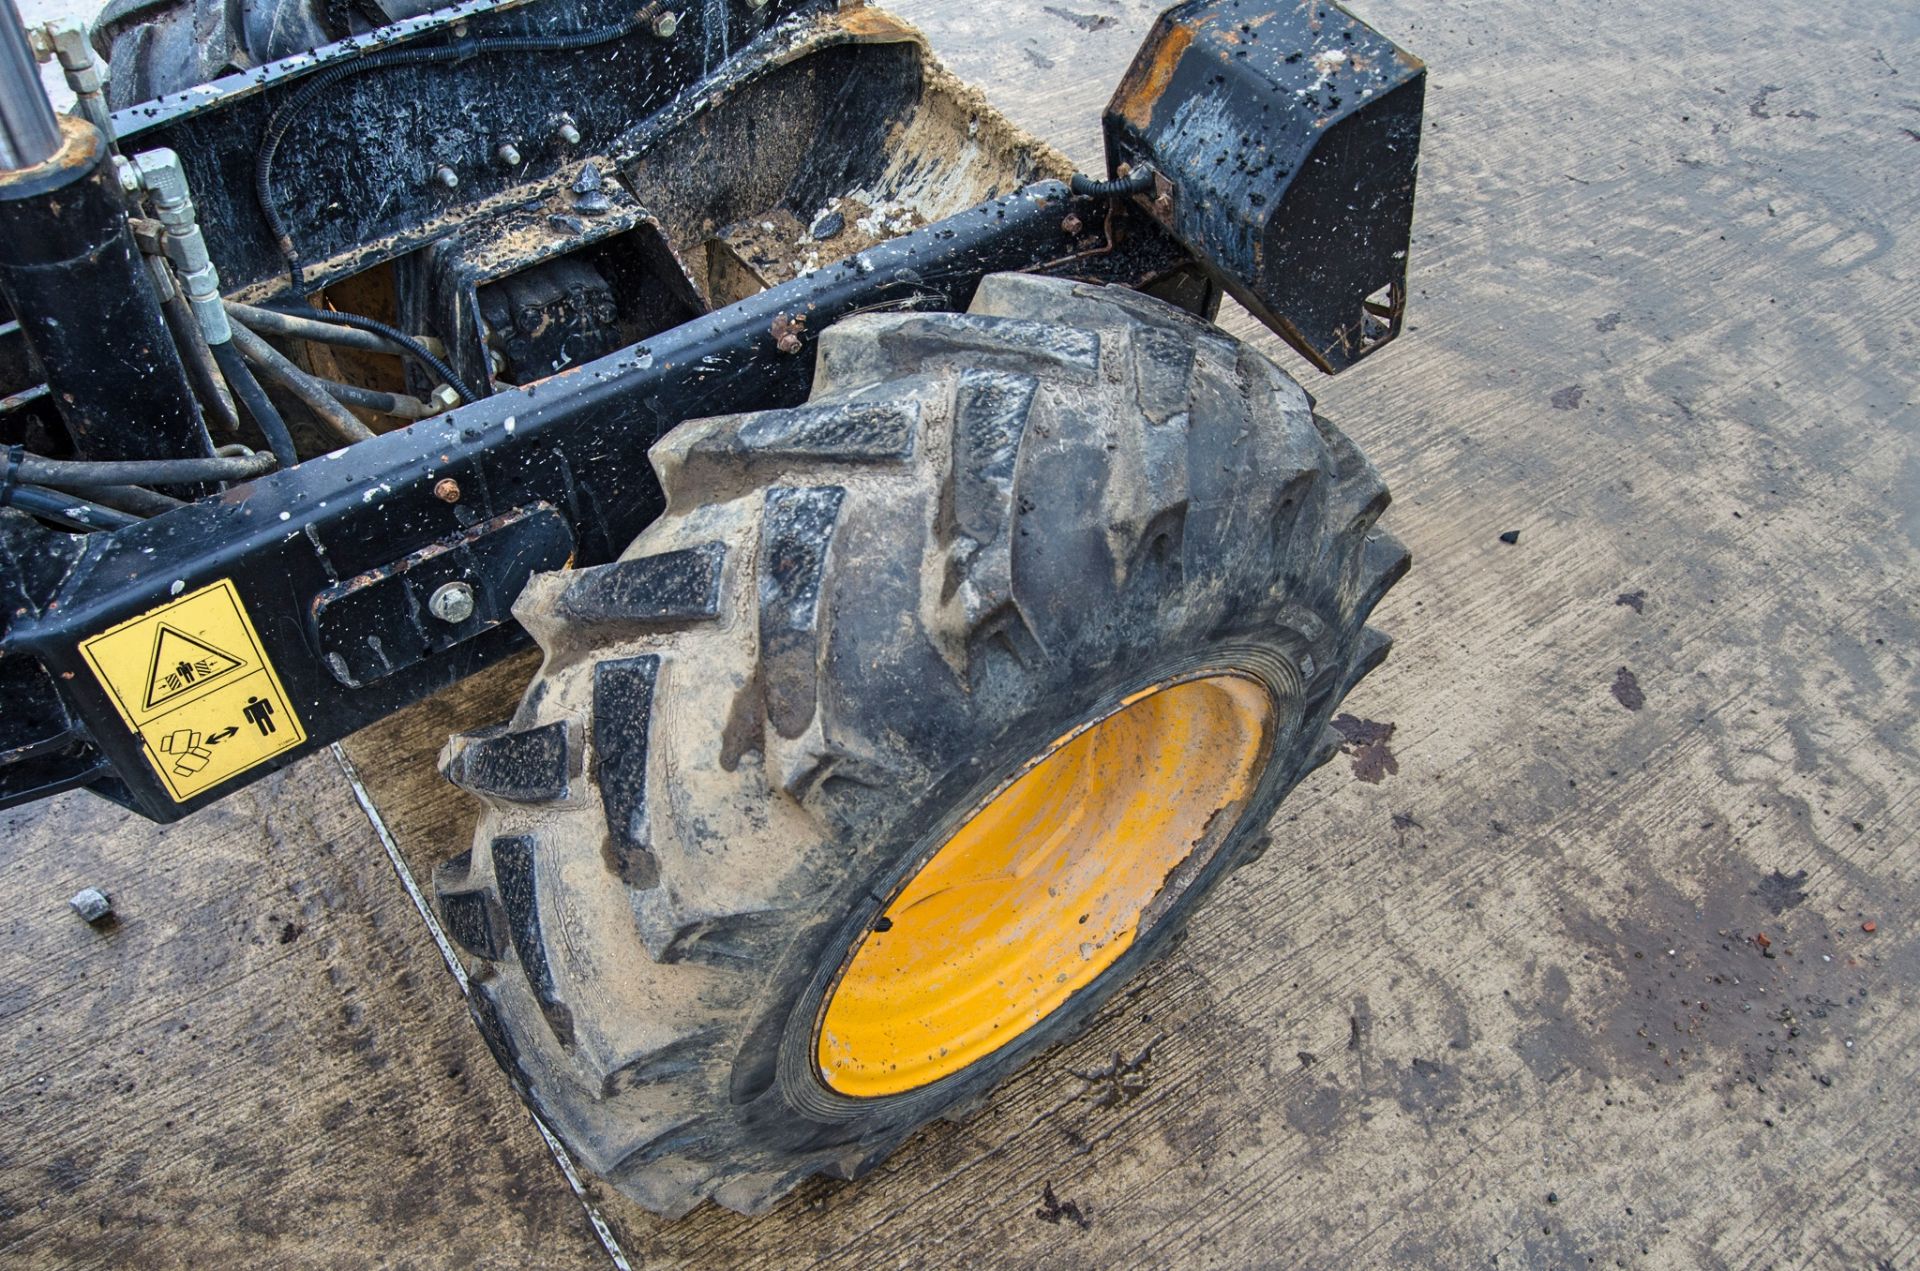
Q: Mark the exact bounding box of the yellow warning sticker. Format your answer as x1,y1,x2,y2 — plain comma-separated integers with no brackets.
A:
79,579,306,802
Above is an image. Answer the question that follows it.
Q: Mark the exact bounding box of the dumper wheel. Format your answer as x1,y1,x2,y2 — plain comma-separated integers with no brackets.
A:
432,272,1407,1217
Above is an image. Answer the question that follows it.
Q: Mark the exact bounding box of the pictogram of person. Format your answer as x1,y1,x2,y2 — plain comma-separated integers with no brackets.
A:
243,695,277,736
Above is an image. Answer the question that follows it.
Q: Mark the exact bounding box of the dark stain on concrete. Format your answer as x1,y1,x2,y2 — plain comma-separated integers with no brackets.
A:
1331,715,1399,783
1040,5,1114,31
1755,869,1810,916
1616,590,1646,613
1034,1181,1091,1229
1551,385,1585,410
1283,1076,1344,1136
1540,866,1891,1128
1611,667,1645,711
1391,1056,1464,1116
1072,1042,1157,1109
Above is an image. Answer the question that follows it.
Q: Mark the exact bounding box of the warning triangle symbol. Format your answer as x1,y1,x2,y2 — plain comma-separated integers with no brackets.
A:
143,624,246,710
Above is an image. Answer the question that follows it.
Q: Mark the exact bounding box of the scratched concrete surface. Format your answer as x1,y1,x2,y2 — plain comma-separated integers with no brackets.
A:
3,0,1917,1266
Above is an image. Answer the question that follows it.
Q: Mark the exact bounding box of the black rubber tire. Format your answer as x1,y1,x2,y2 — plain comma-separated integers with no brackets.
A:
432,272,1408,1217
90,0,433,109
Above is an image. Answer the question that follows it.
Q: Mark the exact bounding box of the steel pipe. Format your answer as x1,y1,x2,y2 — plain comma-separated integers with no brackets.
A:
0,0,59,171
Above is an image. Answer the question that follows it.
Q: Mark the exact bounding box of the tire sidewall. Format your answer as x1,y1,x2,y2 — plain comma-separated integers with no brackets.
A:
729,618,1333,1154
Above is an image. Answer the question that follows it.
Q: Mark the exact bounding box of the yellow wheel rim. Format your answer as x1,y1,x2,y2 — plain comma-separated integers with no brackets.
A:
815,672,1274,1098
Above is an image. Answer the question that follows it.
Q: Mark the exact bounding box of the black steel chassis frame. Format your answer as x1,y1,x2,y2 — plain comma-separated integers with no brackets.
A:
0,0,1423,822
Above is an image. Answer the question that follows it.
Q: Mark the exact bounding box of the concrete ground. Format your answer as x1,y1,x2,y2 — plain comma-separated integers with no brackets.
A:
3,0,1917,1266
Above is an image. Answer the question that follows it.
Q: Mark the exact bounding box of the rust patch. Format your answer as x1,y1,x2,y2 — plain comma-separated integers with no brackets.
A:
1117,21,1196,131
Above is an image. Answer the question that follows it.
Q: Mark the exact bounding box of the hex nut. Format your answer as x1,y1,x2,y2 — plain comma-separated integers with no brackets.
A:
652,10,679,37
434,478,462,504
69,888,113,924
428,384,462,412
429,581,477,624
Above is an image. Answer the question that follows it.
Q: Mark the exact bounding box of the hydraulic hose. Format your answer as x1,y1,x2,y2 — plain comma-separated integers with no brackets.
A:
10,447,276,486
211,339,299,468
162,281,241,434
265,305,478,405
2,482,141,531
226,300,416,357
315,378,433,420
229,317,374,444
48,482,184,517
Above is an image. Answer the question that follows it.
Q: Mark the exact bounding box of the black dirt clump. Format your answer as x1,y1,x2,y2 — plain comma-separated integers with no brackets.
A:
1035,1182,1091,1229
1611,667,1645,711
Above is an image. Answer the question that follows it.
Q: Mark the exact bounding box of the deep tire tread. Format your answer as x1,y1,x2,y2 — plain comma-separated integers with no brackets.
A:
435,273,1405,1218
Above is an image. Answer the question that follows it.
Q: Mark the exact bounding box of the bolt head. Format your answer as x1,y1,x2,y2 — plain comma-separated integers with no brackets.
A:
1061,213,1083,235
428,385,462,411
434,164,460,190
429,581,477,624
433,478,462,504
652,10,679,36
557,121,582,146
113,157,143,196
496,143,522,167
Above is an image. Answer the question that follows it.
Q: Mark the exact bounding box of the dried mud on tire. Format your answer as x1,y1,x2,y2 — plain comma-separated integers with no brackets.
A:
433,272,1408,1217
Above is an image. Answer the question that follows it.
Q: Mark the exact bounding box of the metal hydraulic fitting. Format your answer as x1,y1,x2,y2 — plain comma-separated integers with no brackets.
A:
120,147,231,345
34,18,111,138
